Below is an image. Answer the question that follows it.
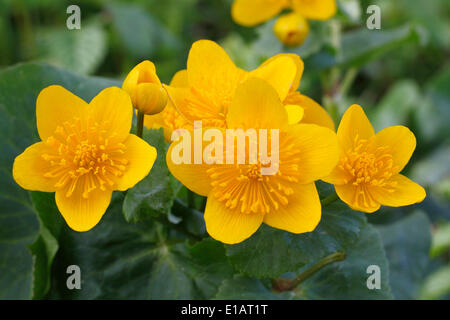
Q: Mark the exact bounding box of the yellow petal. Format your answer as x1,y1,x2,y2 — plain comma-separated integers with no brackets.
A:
287,123,339,183
260,53,304,92
285,93,335,130
89,87,133,142
136,60,158,83
122,64,140,104
170,69,188,87
145,118,173,143
55,186,112,232
322,165,352,185
321,146,351,185
36,85,88,140
263,183,321,233
372,126,417,174
204,195,264,244
370,174,426,207
285,104,304,124
182,40,246,124
135,82,168,115
166,129,214,196
292,0,337,20
12,142,57,192
162,85,200,125
144,100,192,142
122,61,158,90
144,111,167,132
337,104,375,152
226,78,288,129
114,134,157,191
187,40,246,97
335,183,381,213
231,0,288,26
248,55,297,102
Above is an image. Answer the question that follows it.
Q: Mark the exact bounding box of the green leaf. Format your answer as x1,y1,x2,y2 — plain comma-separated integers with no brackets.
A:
0,62,120,299
419,67,450,142
430,222,450,257
304,25,421,72
411,145,450,188
170,198,207,238
122,128,181,223
371,80,421,131
298,224,393,299
215,275,293,300
28,192,65,299
376,211,431,299
419,265,450,300
28,223,58,299
226,199,367,278
49,193,233,299
108,3,179,59
35,20,107,75
30,192,65,241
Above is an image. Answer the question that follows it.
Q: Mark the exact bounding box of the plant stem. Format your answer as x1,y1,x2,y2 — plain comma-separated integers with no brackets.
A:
136,111,144,138
321,192,339,206
340,68,358,97
273,251,346,292
294,252,346,285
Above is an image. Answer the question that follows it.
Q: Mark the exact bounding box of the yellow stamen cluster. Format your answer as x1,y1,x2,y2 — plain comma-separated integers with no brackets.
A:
206,135,300,214
183,70,245,127
41,116,128,199
338,135,399,208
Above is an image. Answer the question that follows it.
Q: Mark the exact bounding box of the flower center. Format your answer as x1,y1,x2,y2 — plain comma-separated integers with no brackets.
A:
184,88,228,128
180,69,246,127
162,105,191,131
207,133,300,214
41,116,128,198
339,135,399,208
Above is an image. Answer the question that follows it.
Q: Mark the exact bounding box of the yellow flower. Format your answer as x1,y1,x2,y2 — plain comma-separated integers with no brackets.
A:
13,86,157,231
231,0,336,27
273,12,310,47
167,78,339,244
144,69,193,141
122,60,168,115
165,40,334,131
323,105,426,213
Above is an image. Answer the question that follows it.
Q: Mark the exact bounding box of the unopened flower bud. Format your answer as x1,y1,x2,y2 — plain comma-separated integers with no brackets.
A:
273,12,309,47
122,61,168,115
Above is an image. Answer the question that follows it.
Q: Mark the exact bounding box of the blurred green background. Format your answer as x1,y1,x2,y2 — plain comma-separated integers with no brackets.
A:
0,0,449,299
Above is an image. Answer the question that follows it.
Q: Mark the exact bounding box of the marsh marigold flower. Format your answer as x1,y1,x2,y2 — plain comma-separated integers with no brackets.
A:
323,105,426,213
167,78,339,244
231,0,336,27
273,12,310,47
122,60,168,115
13,86,157,231
165,40,335,131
